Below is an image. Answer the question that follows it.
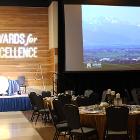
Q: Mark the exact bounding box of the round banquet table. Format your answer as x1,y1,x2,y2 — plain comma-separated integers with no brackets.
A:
80,106,140,140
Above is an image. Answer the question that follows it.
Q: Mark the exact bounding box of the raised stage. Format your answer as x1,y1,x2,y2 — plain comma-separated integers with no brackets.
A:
0,95,32,112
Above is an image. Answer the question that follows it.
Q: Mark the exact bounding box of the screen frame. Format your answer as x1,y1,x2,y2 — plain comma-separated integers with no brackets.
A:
58,0,140,73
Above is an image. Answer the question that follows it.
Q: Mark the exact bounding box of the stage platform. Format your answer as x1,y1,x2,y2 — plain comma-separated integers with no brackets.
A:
0,94,32,112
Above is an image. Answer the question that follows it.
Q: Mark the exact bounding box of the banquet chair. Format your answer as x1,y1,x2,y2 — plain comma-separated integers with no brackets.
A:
76,96,89,106
41,91,51,98
131,88,140,105
88,92,98,105
65,93,72,103
52,98,66,122
33,94,50,125
28,92,38,122
63,104,98,140
122,88,135,105
47,102,69,140
105,106,130,140
58,93,72,107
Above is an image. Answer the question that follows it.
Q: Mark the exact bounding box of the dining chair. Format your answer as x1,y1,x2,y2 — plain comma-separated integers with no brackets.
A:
28,92,38,122
76,96,89,106
47,102,69,140
52,98,66,122
131,88,140,105
63,104,98,140
41,91,51,98
105,106,130,140
33,94,50,125
58,93,72,107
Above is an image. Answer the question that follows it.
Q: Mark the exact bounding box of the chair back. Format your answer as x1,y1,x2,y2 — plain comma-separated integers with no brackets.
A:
28,92,37,107
64,104,81,129
76,96,88,106
42,91,51,98
106,106,129,132
65,93,72,103
34,94,45,110
58,93,71,106
88,92,97,105
131,88,140,105
47,102,58,125
52,98,65,122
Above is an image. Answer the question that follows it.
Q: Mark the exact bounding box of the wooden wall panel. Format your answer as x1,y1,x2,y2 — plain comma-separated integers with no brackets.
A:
0,7,55,91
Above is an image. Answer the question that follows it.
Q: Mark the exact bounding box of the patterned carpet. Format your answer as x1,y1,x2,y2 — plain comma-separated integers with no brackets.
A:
23,111,67,140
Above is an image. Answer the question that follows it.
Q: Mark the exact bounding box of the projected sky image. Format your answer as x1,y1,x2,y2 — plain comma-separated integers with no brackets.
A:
82,5,140,70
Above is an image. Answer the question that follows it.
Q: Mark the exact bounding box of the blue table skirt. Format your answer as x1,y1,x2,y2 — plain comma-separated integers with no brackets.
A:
0,96,32,112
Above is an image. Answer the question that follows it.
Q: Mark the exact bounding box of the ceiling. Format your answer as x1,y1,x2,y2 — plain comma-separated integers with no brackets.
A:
63,0,140,6
0,0,140,7
0,0,52,7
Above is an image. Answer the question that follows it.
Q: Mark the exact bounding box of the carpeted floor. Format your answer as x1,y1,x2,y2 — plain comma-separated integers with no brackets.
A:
22,111,67,140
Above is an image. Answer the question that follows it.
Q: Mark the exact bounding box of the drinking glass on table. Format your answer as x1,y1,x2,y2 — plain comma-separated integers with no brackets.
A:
129,105,136,113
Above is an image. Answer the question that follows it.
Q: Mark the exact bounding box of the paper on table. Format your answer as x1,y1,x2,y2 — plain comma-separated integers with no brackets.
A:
80,109,101,114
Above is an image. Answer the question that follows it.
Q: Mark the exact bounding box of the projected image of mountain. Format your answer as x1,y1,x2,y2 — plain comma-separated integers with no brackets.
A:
82,5,140,70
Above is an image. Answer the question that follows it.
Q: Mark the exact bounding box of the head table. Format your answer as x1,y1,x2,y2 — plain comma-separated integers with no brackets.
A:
79,105,140,140
0,94,32,112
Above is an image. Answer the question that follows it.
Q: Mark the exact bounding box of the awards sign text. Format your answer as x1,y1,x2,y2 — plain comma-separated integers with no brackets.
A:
0,33,38,58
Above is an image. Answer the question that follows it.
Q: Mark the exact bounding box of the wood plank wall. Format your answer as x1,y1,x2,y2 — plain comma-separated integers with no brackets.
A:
0,6,56,91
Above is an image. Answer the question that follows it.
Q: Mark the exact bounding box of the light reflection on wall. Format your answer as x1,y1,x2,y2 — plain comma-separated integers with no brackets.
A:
0,76,9,95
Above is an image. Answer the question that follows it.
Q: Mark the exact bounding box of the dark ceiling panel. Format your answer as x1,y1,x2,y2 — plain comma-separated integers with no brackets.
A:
0,0,52,7
63,0,140,6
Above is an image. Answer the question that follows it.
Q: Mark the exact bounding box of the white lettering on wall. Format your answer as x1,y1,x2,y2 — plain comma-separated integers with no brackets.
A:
0,47,38,58
0,33,38,58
